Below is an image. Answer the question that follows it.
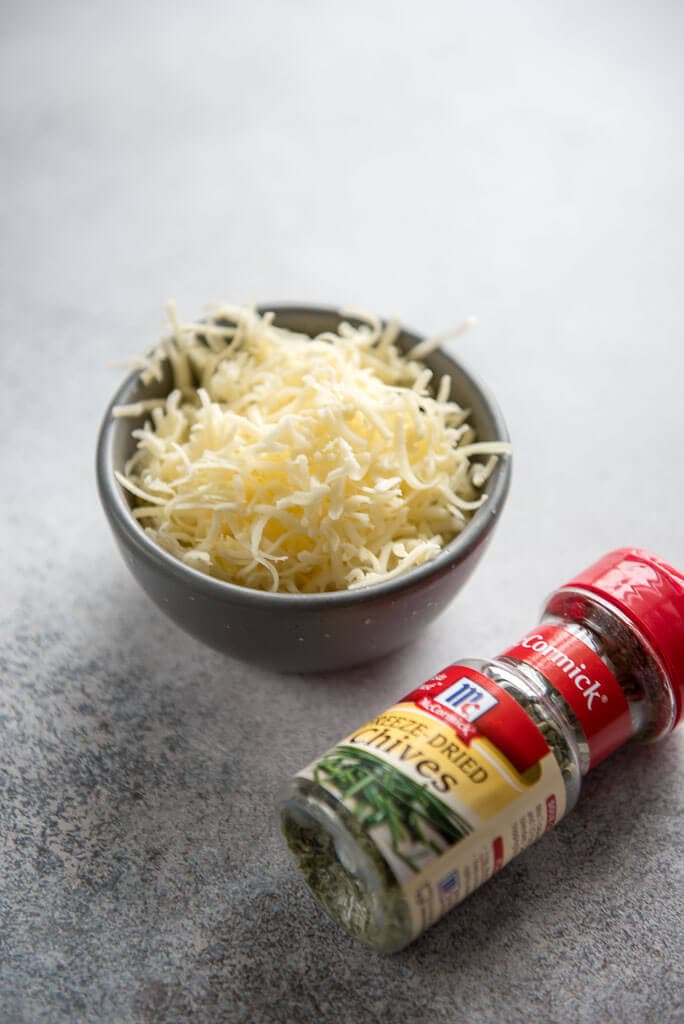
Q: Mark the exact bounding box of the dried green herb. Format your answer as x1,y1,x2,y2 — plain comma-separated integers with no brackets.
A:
314,747,472,871
281,776,411,951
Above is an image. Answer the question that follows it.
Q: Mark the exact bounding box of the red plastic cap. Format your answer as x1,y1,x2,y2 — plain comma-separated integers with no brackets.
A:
564,548,684,730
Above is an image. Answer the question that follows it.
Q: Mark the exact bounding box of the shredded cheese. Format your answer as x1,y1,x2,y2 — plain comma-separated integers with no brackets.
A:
114,304,510,593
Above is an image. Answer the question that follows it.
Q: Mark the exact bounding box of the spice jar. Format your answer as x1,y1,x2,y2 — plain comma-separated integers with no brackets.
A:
279,548,684,952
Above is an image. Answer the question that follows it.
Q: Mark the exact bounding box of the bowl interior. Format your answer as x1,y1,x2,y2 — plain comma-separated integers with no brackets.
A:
101,305,510,601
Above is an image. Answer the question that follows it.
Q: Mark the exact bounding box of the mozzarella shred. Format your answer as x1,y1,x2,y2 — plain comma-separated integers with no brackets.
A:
114,304,510,593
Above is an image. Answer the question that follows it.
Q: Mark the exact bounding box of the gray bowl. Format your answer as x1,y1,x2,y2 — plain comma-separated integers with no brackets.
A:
96,305,511,672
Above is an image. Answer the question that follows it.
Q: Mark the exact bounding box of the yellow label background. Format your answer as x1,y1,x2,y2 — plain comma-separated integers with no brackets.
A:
345,704,546,822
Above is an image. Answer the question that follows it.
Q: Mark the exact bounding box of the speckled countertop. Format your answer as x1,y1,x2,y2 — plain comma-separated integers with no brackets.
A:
2,3,682,1022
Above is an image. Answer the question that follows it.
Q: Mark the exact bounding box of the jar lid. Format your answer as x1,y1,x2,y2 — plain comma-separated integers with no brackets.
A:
564,548,684,731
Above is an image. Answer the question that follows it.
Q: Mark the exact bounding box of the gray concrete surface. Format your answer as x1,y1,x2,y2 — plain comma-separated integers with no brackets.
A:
1,2,682,1022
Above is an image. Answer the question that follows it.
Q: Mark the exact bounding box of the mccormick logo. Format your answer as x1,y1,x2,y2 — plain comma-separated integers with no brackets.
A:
520,633,608,710
435,676,498,722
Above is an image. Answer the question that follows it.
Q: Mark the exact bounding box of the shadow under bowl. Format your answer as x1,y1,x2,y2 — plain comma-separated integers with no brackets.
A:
96,305,511,673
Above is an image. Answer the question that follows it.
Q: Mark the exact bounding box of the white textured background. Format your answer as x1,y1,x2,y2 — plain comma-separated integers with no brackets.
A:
2,3,682,1022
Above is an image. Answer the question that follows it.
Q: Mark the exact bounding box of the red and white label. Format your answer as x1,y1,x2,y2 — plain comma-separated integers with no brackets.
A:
502,624,632,767
404,665,551,775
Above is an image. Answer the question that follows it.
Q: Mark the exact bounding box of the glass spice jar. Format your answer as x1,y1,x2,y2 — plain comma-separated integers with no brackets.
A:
279,548,684,952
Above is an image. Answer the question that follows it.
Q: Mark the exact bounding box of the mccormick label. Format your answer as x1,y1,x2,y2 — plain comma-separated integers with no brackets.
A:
299,665,566,942
501,624,632,767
